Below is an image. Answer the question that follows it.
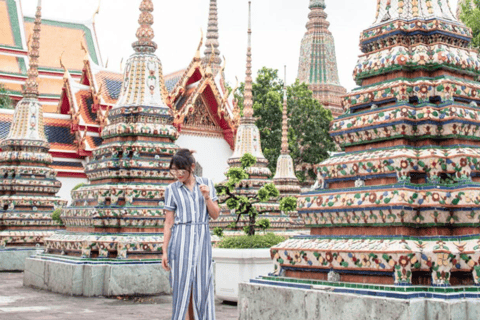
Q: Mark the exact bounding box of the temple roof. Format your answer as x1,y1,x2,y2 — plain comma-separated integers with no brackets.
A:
373,0,457,25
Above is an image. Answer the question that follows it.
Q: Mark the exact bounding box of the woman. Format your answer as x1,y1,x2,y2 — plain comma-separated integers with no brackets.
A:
162,149,221,320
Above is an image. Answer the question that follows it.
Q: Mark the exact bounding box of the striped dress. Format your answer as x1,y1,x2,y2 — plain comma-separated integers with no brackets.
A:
164,176,217,320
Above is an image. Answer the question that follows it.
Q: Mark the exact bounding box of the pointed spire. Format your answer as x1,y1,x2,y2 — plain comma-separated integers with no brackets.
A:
203,0,222,72
132,0,157,53
243,1,254,119
281,65,288,155
309,0,326,9
23,0,42,98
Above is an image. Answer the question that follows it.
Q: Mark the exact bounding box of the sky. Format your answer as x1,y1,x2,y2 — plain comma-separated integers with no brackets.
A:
21,0,459,92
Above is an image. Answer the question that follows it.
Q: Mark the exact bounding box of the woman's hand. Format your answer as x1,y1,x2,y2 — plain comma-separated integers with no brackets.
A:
162,253,170,272
199,184,211,200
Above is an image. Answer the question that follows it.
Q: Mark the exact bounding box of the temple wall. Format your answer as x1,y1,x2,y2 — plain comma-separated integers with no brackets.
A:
57,177,88,205
176,134,232,183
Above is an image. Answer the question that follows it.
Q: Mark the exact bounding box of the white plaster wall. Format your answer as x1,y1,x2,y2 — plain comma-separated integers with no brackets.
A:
57,177,88,205
176,134,233,183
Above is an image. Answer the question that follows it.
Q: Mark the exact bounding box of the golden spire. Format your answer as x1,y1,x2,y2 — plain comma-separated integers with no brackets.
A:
23,0,42,98
132,0,157,53
243,1,253,118
281,65,289,155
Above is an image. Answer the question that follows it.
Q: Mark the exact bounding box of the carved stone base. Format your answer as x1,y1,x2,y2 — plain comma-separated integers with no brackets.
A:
0,247,43,271
23,254,171,297
239,282,480,320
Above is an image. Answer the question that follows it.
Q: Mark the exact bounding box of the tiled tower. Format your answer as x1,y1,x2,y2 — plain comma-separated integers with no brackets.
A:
273,69,301,198
244,0,480,308
24,0,178,296
212,2,299,231
297,0,346,117
0,0,67,271
202,0,222,75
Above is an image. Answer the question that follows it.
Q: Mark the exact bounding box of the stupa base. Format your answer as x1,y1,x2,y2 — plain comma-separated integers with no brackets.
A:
0,247,43,271
23,254,171,297
239,280,480,320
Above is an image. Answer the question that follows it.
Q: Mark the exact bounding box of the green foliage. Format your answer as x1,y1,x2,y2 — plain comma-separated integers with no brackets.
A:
213,227,224,238
460,0,480,49
0,85,13,109
51,208,63,225
280,196,298,213
243,225,254,235
236,68,335,181
240,153,257,169
215,154,295,237
72,183,86,191
255,218,271,233
216,233,285,249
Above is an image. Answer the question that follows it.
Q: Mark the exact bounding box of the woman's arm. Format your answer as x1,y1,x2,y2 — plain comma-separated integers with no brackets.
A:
162,209,175,271
205,198,220,220
200,180,221,220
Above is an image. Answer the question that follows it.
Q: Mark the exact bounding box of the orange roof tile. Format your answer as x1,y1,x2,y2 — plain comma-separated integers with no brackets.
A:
43,117,71,127
42,104,57,113
24,21,88,71
1,82,23,93
0,0,16,47
38,77,64,95
50,143,76,152
75,89,96,126
0,55,21,73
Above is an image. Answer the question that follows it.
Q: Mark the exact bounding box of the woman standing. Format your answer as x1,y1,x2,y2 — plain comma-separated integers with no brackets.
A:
162,149,221,320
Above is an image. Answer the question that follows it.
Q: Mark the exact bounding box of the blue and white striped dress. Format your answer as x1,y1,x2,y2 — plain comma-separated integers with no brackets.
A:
164,176,217,320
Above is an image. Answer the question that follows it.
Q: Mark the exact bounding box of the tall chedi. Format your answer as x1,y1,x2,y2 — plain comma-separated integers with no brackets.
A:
202,0,222,75
0,0,67,272
297,0,346,117
273,67,301,197
240,0,480,317
213,2,298,231
24,0,178,296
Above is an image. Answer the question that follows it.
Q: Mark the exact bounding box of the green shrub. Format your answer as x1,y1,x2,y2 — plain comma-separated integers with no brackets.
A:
216,233,285,249
255,218,271,234
51,208,63,225
72,183,86,191
213,227,224,237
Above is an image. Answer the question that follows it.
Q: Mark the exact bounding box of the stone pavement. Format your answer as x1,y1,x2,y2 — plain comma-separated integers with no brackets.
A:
0,273,238,320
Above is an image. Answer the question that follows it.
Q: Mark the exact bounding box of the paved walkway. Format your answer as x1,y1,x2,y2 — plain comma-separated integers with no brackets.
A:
0,273,238,320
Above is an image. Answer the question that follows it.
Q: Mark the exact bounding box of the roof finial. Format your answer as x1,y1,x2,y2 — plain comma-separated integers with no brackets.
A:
243,1,254,118
132,0,157,53
23,0,42,98
195,28,204,61
92,0,101,24
281,65,289,154
203,0,222,72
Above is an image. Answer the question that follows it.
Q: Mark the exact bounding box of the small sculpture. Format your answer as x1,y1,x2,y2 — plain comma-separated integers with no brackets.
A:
354,178,365,187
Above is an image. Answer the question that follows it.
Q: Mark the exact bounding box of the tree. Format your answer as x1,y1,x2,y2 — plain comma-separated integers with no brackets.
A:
0,85,13,109
459,0,480,49
236,67,335,182
215,153,297,236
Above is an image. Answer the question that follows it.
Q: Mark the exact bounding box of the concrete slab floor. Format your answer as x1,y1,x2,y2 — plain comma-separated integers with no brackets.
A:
0,273,238,320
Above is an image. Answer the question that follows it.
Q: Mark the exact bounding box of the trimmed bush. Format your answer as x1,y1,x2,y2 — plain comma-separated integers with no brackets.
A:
51,208,63,225
216,233,285,249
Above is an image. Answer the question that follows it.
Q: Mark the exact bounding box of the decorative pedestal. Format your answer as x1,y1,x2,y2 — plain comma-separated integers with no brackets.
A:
0,246,43,271
213,248,272,302
24,254,170,297
239,282,480,320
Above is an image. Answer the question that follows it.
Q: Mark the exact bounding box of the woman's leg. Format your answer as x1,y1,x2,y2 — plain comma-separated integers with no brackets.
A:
186,291,194,320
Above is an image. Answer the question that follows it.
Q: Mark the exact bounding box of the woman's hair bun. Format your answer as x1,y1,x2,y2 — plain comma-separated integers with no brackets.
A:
189,150,197,154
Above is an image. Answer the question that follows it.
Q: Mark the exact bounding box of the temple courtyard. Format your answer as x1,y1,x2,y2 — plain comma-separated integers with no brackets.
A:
0,273,237,320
